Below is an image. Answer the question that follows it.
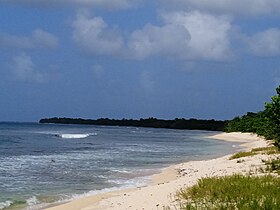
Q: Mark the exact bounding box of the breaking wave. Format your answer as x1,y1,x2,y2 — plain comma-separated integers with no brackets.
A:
57,133,97,139
0,201,13,210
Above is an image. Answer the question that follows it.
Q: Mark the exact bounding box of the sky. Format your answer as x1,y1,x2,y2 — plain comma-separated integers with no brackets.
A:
0,0,280,122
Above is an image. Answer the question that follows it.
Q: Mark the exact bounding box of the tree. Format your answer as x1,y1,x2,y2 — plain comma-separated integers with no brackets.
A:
224,85,280,149
265,85,280,147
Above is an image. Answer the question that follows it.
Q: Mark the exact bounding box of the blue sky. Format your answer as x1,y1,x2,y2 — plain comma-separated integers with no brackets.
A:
0,0,280,122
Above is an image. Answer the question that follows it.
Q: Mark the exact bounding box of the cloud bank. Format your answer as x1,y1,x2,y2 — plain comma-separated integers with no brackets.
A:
72,10,233,61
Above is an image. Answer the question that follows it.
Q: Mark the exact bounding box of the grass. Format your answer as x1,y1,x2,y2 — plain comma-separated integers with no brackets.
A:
229,146,280,160
264,157,280,175
229,151,256,160
176,146,280,209
179,175,280,210
252,146,280,154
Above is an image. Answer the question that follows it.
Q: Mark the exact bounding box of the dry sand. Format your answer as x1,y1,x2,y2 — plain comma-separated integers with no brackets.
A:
44,132,271,210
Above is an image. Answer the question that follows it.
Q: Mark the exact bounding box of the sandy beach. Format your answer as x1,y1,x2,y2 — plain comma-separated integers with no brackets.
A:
44,132,272,210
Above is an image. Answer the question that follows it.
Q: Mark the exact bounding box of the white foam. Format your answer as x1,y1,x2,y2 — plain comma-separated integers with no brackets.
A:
66,181,146,202
58,133,96,139
0,201,13,210
26,196,39,206
110,169,132,174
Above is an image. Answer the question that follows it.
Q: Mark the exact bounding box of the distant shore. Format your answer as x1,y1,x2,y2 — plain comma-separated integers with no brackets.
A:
39,117,226,131
44,132,270,210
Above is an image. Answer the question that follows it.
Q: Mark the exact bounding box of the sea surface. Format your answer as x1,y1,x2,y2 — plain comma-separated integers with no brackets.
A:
0,123,240,210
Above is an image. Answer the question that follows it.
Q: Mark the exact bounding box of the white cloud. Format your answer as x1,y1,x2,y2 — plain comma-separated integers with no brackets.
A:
72,10,124,56
248,28,280,57
127,23,190,59
162,11,233,61
72,10,232,61
0,29,58,49
160,0,280,16
11,53,49,83
1,0,140,10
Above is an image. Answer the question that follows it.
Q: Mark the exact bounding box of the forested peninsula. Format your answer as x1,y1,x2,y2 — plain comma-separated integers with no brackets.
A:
39,117,225,131
40,85,280,149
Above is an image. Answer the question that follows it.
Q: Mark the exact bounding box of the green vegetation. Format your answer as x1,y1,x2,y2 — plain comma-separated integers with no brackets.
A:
252,146,276,152
39,117,225,131
252,146,280,155
229,151,256,160
229,146,279,160
179,175,280,210
225,85,280,149
180,146,280,209
264,157,280,175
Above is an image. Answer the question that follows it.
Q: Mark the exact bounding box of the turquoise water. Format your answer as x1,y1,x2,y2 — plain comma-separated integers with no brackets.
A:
0,123,238,209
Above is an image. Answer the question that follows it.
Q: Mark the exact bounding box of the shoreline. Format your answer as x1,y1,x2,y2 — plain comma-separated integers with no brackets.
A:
44,132,269,210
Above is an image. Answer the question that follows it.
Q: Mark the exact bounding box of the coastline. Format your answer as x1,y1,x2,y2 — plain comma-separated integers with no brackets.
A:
44,132,270,210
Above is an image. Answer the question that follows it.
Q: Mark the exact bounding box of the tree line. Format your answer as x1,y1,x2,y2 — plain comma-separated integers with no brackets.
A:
39,117,226,131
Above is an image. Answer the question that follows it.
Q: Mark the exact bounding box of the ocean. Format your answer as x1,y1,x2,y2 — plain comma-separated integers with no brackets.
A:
0,123,239,210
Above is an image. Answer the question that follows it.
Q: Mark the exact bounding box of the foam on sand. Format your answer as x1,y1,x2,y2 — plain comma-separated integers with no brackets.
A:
0,201,13,210
26,196,39,206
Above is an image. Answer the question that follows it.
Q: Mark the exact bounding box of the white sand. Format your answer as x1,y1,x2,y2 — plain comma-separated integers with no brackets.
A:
44,132,273,210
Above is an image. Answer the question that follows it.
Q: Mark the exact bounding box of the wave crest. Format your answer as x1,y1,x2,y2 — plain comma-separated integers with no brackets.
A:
57,133,97,139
